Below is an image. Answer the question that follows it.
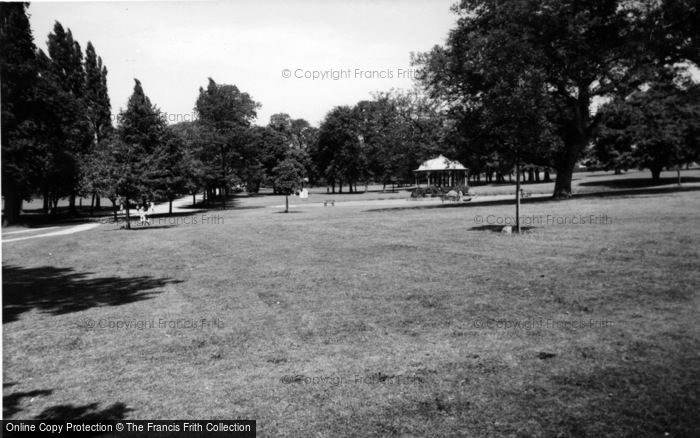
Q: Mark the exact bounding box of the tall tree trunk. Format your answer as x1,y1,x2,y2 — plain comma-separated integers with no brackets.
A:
2,189,22,226
90,192,95,216
43,186,50,214
169,199,173,215
124,197,131,229
553,137,586,199
650,166,662,182
544,169,551,182
677,166,681,186
553,93,591,199
95,194,101,209
51,195,59,216
192,193,196,206
69,193,76,214
515,161,521,234
111,199,117,222
285,195,289,213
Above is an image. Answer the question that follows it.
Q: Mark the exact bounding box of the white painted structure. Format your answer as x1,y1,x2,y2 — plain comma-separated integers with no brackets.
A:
413,155,468,187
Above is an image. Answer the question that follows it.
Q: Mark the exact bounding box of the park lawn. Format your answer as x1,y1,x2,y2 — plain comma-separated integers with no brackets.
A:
3,186,700,436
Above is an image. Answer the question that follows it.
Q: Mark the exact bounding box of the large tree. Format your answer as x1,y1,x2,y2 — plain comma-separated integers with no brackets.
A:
415,0,699,198
40,21,92,214
627,77,699,181
316,106,366,193
113,79,167,228
152,128,188,214
83,41,112,210
0,2,40,225
195,78,259,203
357,90,446,188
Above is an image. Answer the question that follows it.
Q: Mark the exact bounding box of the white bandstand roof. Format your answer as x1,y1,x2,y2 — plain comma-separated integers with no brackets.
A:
414,155,466,172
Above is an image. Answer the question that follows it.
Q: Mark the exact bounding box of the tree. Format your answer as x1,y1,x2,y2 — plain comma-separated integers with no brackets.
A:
113,79,167,228
268,114,317,186
592,76,700,182
85,135,122,221
627,78,700,182
415,0,699,198
0,2,40,225
195,78,259,204
272,159,305,213
170,121,208,205
84,41,112,209
84,41,111,144
450,25,558,232
355,90,446,189
589,99,638,174
316,106,366,193
44,21,91,213
152,128,188,214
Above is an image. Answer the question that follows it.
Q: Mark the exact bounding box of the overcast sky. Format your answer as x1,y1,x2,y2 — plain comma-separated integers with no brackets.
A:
27,0,456,127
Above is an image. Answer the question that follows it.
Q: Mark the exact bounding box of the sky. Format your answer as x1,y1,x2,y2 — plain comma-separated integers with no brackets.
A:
27,0,457,127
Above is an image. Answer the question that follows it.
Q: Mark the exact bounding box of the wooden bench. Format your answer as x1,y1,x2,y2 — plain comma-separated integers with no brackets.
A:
323,200,335,207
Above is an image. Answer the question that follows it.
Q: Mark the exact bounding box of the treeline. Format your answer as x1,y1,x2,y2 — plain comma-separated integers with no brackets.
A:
2,4,111,224
414,0,700,197
3,2,700,226
588,75,700,180
0,4,451,227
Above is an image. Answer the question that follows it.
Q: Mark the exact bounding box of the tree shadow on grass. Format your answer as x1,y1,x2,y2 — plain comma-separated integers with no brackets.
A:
3,389,53,417
579,176,700,189
125,225,177,231
470,225,536,233
2,265,181,324
469,224,535,234
367,185,700,213
36,401,130,422
5,392,131,435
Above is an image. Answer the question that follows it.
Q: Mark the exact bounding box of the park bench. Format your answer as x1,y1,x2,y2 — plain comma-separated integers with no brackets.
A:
323,200,335,207
519,189,531,198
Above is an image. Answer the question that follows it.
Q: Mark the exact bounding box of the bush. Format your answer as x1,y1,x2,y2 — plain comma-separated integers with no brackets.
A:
411,185,470,198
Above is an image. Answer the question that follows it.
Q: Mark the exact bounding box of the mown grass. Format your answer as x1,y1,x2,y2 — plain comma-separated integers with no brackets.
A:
3,175,699,437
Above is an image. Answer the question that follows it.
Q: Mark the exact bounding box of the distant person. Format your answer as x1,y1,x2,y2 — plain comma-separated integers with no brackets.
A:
142,204,150,226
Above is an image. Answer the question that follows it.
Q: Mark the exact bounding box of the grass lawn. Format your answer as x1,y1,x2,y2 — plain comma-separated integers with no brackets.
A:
3,173,700,436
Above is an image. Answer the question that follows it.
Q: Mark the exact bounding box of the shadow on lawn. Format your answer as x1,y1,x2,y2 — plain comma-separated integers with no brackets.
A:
470,225,536,233
579,176,700,189
4,386,130,427
36,401,130,422
367,185,700,213
2,265,180,323
3,388,53,417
